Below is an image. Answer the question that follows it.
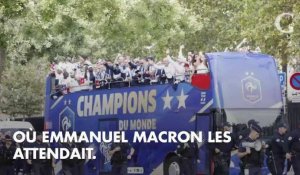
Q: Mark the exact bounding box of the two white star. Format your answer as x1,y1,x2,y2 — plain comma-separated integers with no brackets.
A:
64,99,72,105
162,90,173,110
162,89,188,110
177,89,188,109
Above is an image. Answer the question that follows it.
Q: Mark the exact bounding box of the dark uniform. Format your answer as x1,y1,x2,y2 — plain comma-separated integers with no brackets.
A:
75,141,86,175
109,143,134,175
0,135,16,175
0,137,4,149
0,132,4,145
265,123,289,175
61,142,81,175
30,138,52,175
238,123,263,175
237,120,259,174
286,124,300,175
22,135,34,175
177,142,199,175
210,123,236,175
15,142,25,175
237,120,259,145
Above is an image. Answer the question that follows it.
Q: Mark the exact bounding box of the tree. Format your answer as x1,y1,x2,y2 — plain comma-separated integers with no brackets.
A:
0,0,204,62
235,0,300,72
180,0,300,71
0,49,5,82
0,59,47,118
1,0,300,117
0,0,29,79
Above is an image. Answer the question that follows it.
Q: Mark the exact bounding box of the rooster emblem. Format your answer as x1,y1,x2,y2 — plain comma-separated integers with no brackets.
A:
62,116,72,131
241,75,262,103
59,107,75,132
245,82,258,93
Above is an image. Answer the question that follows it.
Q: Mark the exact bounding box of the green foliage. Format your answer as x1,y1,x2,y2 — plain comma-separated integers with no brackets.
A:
1,0,300,59
0,0,203,61
1,0,300,117
1,0,299,62
180,0,300,71
0,59,47,117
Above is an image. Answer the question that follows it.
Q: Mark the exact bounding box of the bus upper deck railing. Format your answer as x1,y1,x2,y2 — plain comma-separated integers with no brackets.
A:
50,69,210,98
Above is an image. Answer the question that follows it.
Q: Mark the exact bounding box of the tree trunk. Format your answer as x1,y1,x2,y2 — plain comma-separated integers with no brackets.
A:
280,40,288,73
282,57,287,73
0,48,6,82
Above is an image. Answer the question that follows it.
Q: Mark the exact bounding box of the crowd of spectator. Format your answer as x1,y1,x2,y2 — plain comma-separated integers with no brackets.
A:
49,46,209,97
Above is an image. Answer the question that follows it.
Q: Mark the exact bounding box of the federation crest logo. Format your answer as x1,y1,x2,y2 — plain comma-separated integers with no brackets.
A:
241,73,262,103
59,106,75,132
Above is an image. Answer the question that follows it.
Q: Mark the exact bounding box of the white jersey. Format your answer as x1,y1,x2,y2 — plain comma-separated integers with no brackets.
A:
120,66,131,79
65,62,76,73
195,63,209,74
56,73,64,84
164,65,175,79
167,57,185,81
68,78,80,93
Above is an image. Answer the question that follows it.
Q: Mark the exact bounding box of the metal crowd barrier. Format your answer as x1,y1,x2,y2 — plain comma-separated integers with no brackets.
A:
50,68,209,97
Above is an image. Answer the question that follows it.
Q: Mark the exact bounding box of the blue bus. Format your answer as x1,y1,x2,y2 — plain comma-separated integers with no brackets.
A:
44,52,283,175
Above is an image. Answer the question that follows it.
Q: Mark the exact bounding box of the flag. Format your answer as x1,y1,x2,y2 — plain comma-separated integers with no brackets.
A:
191,74,210,90
80,77,85,85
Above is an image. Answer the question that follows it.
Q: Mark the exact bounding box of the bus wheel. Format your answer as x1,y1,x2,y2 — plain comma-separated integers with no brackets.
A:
164,156,181,175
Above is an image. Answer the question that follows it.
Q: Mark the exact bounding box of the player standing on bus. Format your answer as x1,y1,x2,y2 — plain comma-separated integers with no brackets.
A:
0,135,16,175
265,123,289,175
109,142,135,175
210,122,236,175
238,123,263,175
286,122,300,175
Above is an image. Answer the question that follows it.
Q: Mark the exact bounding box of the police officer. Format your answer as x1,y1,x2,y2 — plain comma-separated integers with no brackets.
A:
22,131,34,175
238,123,263,175
177,141,200,175
211,122,236,175
61,140,79,175
237,119,259,174
0,131,3,137
109,142,135,175
15,141,25,175
265,123,289,175
75,134,86,175
286,122,300,175
0,135,16,175
238,120,259,144
29,132,52,175
0,132,4,146
61,136,86,175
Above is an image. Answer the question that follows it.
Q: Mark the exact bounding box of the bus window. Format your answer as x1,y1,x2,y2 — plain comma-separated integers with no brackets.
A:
224,108,284,139
211,109,227,131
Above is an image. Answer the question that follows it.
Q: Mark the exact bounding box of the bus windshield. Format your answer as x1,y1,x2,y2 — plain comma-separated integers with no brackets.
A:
225,108,281,128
